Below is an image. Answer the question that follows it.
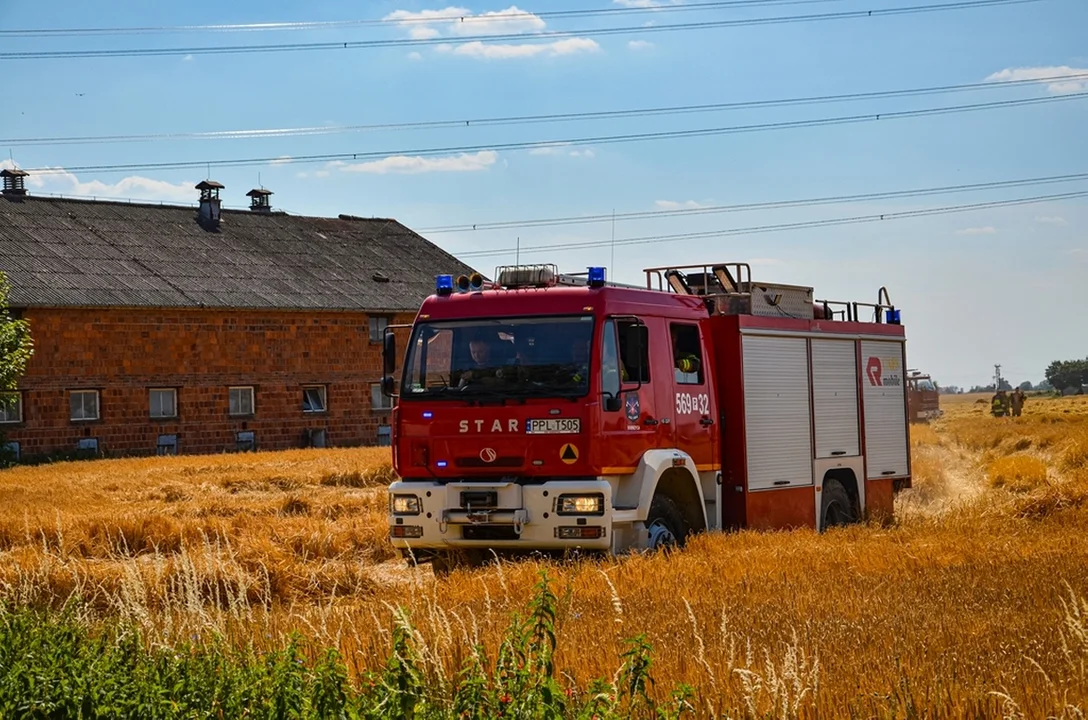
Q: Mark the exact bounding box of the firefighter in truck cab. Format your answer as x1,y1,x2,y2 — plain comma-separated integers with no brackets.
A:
382,263,912,575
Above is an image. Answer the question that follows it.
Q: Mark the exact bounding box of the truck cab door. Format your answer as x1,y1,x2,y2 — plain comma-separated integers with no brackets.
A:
598,317,659,473
666,321,715,470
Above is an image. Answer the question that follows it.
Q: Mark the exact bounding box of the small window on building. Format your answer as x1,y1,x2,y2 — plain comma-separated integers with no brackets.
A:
76,437,99,455
302,385,327,413
70,390,100,421
0,392,22,424
377,424,392,447
236,430,256,452
149,388,177,419
157,434,178,456
669,323,705,385
229,386,254,416
2,441,19,463
306,428,327,448
369,315,390,343
371,383,393,411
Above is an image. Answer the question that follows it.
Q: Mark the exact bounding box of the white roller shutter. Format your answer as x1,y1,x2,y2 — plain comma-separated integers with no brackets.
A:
860,339,909,478
742,335,813,490
811,339,860,458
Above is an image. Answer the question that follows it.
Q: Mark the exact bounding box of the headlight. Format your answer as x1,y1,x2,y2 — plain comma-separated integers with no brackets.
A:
556,493,604,516
391,494,421,515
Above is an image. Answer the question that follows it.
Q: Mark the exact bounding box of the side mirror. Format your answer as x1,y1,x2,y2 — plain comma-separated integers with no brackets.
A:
381,375,396,398
382,331,396,376
603,394,622,413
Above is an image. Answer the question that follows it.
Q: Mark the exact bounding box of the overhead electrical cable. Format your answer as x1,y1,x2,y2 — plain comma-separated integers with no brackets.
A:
0,0,869,37
452,190,1088,259
0,0,1044,60
417,172,1088,234
5,72,1085,148
22,92,1088,176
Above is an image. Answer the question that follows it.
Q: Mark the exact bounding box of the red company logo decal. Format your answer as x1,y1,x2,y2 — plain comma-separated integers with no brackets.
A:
866,357,883,386
479,447,497,464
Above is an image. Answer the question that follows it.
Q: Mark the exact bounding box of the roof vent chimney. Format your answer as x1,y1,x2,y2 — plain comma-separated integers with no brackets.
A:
195,180,224,229
246,187,273,213
1,168,29,197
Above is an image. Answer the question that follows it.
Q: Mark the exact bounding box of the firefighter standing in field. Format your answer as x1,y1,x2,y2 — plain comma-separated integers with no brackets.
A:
991,389,1009,418
1009,388,1026,417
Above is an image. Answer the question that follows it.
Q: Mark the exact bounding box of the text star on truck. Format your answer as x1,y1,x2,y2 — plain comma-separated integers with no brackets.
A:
380,262,912,574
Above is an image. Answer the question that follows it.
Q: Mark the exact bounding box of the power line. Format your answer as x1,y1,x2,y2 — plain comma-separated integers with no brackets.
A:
5,72,1084,148
0,0,1043,60
22,92,1088,176
418,171,1088,233
454,190,1088,259
0,0,861,37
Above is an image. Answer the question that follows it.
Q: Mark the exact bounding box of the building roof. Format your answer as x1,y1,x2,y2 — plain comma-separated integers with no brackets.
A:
0,194,479,313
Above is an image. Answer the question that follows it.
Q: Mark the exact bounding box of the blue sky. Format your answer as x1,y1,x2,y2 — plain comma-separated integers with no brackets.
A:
1,0,1085,388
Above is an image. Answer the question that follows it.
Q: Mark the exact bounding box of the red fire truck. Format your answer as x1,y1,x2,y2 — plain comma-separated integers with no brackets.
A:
381,262,911,573
906,371,943,422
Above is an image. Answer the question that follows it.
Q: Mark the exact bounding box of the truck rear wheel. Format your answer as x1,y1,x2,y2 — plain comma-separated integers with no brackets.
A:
646,494,687,550
820,479,858,530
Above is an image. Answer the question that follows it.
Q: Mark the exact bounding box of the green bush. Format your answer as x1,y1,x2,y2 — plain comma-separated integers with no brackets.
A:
0,573,695,719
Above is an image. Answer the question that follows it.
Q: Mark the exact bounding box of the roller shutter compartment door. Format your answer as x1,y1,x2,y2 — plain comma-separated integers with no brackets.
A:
860,340,909,478
742,335,814,490
811,339,860,459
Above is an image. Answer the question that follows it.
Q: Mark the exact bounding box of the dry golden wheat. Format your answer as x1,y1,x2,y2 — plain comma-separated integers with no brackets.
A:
2,396,1088,716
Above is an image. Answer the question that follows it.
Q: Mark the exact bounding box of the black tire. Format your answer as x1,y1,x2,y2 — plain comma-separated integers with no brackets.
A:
430,549,486,577
820,479,858,530
645,494,688,551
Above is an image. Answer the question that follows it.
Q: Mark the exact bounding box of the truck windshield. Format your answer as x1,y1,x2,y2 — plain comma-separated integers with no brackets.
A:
402,315,595,400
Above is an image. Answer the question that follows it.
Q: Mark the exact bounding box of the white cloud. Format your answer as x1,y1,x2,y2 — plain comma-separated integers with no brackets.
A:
314,170,331,178
337,151,498,174
1035,215,1069,226
449,6,546,36
407,51,424,61
0,160,196,203
955,226,997,236
443,37,599,59
627,40,654,50
384,5,545,38
385,6,597,60
182,54,194,62
528,143,571,156
569,149,595,158
985,65,1088,94
409,26,442,40
654,199,709,210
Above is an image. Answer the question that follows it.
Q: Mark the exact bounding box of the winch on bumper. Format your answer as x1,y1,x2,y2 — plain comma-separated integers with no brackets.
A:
388,478,613,552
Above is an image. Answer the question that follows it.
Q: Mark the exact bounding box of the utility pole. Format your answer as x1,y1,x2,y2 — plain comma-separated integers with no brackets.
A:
993,364,1002,390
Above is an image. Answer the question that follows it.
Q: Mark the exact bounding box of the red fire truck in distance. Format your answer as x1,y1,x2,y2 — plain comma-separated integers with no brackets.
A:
381,262,911,573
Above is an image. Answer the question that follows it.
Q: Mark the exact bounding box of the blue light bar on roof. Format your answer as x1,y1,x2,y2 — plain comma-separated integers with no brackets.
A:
436,274,454,296
587,266,606,287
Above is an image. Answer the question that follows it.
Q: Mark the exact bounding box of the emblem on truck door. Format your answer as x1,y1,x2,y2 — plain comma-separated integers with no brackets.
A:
479,447,497,463
625,392,641,423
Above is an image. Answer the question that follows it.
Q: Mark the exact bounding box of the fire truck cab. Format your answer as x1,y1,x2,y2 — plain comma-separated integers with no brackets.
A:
382,262,911,573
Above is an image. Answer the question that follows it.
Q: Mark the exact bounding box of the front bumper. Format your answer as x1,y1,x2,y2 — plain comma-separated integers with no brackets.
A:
388,479,614,552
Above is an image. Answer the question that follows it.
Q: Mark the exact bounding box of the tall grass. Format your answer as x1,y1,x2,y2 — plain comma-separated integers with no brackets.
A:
1,397,1088,716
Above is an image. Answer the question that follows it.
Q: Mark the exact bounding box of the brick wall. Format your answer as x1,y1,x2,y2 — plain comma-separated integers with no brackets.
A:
1,306,415,459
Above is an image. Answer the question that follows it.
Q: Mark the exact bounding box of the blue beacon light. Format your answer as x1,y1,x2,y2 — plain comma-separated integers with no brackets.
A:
587,266,606,287
436,274,454,296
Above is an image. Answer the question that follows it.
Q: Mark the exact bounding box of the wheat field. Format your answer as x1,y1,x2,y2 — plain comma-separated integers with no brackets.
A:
1,393,1087,717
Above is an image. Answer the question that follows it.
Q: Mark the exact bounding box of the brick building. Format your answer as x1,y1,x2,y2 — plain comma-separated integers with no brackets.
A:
0,171,476,460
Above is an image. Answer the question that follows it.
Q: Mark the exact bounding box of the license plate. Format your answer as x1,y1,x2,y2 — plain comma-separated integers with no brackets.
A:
526,418,580,434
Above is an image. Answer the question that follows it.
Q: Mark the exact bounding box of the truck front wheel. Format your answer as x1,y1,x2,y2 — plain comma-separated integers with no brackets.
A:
646,494,687,551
